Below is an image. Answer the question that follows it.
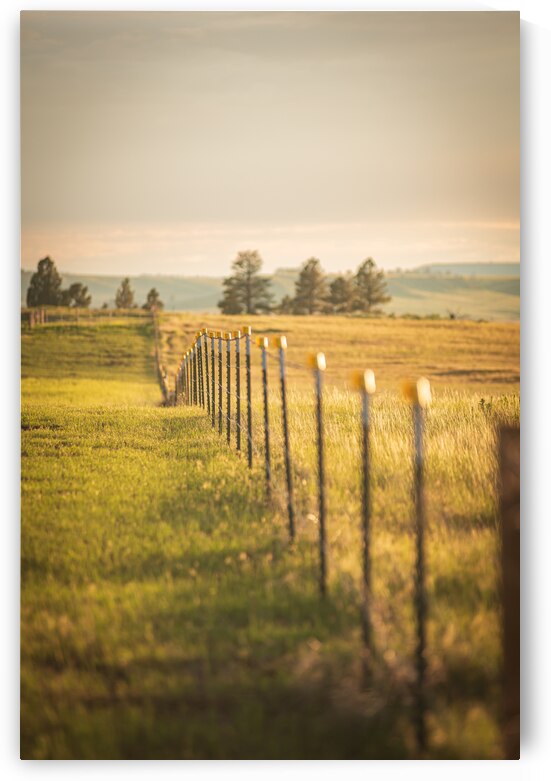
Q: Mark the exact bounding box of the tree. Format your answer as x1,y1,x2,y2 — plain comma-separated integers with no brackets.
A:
60,283,92,308
218,277,243,315
143,288,164,311
26,256,63,306
329,274,355,313
276,294,295,314
353,258,391,313
218,250,273,315
293,258,330,315
115,277,135,309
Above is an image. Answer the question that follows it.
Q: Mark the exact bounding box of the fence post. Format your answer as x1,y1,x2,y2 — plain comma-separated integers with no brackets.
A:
188,351,193,406
352,369,377,668
217,332,223,434
210,331,216,427
183,352,188,404
275,336,295,542
309,352,327,597
224,332,232,445
182,354,186,404
197,331,204,409
193,342,198,405
257,337,271,497
204,329,211,416
243,326,253,468
233,331,242,452
402,377,432,754
499,426,520,760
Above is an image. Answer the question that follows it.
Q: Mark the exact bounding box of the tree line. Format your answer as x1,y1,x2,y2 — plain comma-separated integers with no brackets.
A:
25,252,390,316
218,251,390,315
25,257,164,311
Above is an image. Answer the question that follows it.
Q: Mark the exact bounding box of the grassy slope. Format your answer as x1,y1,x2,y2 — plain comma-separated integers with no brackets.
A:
159,313,520,394
21,315,519,758
20,268,520,320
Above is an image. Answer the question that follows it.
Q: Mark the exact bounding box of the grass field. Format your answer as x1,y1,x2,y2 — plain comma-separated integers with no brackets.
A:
21,313,519,759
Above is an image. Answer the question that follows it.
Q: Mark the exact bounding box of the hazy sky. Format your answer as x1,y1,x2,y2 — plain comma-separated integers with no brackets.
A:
21,11,519,275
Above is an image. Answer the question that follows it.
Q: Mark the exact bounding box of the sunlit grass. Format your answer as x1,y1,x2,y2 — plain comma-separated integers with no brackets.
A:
21,315,519,758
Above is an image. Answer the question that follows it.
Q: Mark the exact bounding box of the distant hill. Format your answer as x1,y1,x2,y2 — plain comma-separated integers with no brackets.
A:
21,262,520,320
412,262,519,277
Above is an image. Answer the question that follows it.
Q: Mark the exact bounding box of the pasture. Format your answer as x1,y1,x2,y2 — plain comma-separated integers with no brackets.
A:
21,313,519,758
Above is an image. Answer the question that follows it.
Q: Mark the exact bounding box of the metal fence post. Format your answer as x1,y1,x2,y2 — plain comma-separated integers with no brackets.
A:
402,377,432,753
224,332,232,445
233,331,242,451
309,352,327,597
351,369,377,666
197,331,204,408
193,342,198,405
258,336,271,498
186,352,191,405
210,331,216,427
243,326,253,468
217,332,223,434
204,329,211,416
275,336,295,542
182,353,187,404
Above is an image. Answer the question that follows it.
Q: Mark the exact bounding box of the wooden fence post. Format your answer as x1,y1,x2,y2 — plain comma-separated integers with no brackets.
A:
499,426,520,760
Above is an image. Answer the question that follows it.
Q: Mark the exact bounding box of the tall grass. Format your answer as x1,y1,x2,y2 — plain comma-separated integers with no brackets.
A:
20,315,519,758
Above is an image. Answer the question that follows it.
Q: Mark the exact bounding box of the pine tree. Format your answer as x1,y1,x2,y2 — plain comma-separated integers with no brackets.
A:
218,277,243,314
143,288,164,311
60,283,92,308
276,294,295,314
115,278,135,309
353,258,391,313
218,251,273,315
293,258,330,315
329,274,355,313
26,256,63,306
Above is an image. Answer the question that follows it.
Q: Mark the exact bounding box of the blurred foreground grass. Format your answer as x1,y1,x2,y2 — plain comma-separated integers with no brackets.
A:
21,315,519,758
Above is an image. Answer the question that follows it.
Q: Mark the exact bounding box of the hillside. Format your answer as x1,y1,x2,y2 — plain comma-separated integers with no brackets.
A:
21,263,520,320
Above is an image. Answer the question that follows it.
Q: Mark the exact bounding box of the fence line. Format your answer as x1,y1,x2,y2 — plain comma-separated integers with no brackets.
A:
153,317,516,756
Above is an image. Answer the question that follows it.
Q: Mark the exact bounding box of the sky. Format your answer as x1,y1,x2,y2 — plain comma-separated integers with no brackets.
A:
20,11,519,276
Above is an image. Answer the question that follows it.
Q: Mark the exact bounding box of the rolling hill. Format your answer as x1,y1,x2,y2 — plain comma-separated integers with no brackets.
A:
20,263,520,321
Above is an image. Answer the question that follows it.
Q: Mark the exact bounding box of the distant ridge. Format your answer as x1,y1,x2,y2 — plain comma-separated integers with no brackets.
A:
412,262,519,277
20,261,520,320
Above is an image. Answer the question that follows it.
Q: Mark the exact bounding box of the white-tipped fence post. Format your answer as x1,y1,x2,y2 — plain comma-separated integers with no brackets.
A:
275,336,295,542
243,326,253,468
224,332,232,445
257,336,271,498
309,352,327,597
217,332,223,434
233,331,242,452
351,369,377,671
209,331,216,427
402,377,432,753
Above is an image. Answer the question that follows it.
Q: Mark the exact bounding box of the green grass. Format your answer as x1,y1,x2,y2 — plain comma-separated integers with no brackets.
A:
21,315,519,758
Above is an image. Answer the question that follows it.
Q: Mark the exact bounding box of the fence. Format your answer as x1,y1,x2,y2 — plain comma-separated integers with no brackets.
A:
21,306,152,328
157,323,438,751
